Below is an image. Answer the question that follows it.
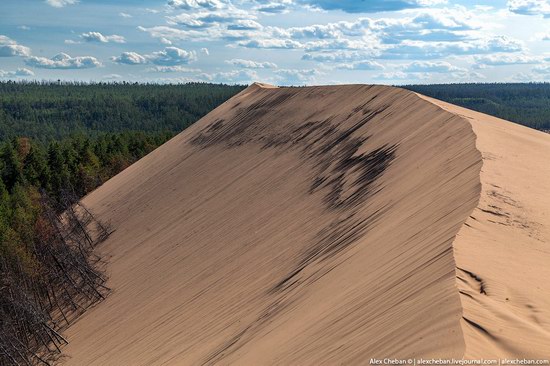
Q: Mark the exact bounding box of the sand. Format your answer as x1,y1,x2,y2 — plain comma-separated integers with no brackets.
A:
420,95,550,358
61,83,550,364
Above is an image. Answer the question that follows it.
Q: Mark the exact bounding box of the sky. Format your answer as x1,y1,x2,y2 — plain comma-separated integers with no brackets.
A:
1,0,550,85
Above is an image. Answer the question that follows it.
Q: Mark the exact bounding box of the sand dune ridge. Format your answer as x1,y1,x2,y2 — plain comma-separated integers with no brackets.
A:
61,83,550,364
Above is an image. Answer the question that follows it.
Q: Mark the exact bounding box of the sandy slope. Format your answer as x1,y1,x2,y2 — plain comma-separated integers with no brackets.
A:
61,84,550,365
420,96,550,358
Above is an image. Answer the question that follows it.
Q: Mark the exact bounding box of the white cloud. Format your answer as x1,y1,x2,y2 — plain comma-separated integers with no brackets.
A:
102,74,123,80
302,50,376,63
510,72,541,81
268,7,482,44
112,47,197,66
381,36,523,59
225,59,277,68
227,20,263,30
168,0,227,10
403,60,466,72
147,65,201,73
167,9,253,29
255,2,291,14
138,1,264,45
283,23,343,39
373,67,485,82
149,47,197,65
200,69,259,83
112,52,148,65
25,53,101,69
451,70,486,80
81,32,126,43
371,7,482,44
141,5,487,58
305,39,377,51
238,39,302,49
273,68,321,84
533,64,550,74
167,13,208,28
473,53,541,67
0,35,31,57
144,4,506,67
298,0,447,13
373,71,420,80
138,26,201,42
335,60,384,70
200,47,209,55
0,68,35,78
507,0,550,17
45,0,78,7
15,68,35,76
120,12,132,18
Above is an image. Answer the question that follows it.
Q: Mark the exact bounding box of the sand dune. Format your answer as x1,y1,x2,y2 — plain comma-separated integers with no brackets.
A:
62,83,550,364
421,95,550,358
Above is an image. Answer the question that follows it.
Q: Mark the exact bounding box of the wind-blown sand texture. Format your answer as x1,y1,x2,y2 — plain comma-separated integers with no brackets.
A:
62,83,550,364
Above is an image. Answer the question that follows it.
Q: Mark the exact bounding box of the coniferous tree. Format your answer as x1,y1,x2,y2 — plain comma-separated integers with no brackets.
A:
0,142,23,192
23,145,50,189
47,142,70,200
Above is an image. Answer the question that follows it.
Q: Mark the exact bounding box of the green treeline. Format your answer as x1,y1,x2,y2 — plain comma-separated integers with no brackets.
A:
404,82,550,130
0,81,245,141
1,132,174,201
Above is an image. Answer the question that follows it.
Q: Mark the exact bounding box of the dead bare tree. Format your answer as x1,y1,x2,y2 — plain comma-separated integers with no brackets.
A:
0,190,111,365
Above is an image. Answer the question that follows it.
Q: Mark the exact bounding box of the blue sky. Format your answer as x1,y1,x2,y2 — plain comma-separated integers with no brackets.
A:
1,0,550,85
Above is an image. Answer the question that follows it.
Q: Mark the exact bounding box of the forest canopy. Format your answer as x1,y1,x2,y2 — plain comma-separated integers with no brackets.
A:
404,83,550,131
0,81,245,141
2,81,550,139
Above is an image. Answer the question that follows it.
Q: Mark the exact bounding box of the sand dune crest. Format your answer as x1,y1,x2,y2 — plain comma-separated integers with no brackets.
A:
62,84,550,364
